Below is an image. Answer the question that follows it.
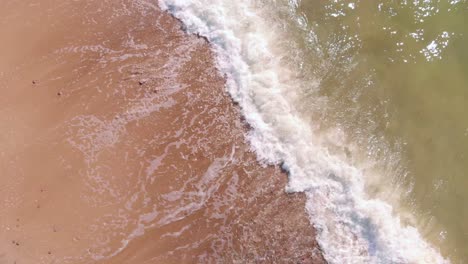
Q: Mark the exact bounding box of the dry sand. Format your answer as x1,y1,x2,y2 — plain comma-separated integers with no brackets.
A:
0,1,325,263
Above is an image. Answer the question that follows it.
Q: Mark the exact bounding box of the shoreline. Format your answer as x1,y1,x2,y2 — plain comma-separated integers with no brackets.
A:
158,1,453,263
0,1,325,263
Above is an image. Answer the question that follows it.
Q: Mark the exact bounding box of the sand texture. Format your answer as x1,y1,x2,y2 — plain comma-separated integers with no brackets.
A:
0,1,325,263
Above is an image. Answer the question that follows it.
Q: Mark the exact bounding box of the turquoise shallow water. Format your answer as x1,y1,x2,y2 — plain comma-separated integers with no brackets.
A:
292,0,468,262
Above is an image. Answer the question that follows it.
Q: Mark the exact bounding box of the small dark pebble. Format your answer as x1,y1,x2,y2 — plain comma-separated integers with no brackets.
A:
138,80,145,85
152,89,158,93
48,251,51,255
32,80,37,84
16,242,20,246
57,92,62,96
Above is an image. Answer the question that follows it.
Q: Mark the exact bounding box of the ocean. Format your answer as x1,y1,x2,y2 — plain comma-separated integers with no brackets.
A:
1,0,466,262
160,0,468,263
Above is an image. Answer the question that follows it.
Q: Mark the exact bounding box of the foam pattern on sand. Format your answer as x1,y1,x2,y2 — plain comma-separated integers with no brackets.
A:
158,0,449,263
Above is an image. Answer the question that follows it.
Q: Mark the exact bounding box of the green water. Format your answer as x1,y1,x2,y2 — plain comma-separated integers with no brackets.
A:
292,0,468,262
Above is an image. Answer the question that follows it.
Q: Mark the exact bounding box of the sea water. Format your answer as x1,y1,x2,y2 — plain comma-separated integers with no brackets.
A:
159,0,467,263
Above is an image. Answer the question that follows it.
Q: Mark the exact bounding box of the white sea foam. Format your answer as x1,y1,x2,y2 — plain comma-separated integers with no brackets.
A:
158,0,449,263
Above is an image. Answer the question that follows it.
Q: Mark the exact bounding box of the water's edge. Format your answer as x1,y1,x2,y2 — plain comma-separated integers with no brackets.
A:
157,1,449,263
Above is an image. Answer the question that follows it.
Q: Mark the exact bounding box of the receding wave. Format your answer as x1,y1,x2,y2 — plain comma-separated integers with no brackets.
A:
158,0,449,263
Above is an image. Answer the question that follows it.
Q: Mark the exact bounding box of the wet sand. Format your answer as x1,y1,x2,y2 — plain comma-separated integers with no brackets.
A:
0,1,325,263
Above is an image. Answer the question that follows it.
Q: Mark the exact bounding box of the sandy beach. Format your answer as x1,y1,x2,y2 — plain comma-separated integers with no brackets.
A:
0,1,325,263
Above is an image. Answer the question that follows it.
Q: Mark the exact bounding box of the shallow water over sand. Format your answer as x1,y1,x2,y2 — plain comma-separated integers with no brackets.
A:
293,1,468,262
